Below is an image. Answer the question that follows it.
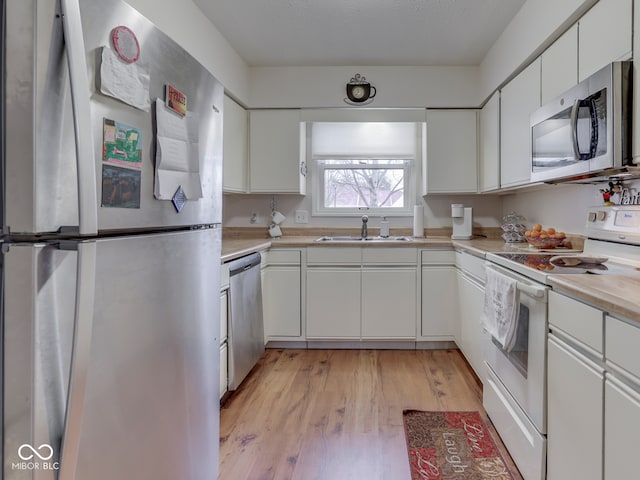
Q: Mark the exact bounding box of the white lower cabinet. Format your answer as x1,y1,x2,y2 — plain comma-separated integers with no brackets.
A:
547,292,605,479
262,249,302,340
219,342,228,399
219,264,230,400
604,314,640,480
454,250,485,380
546,335,603,480
421,266,456,339
545,293,640,480
456,270,485,379
362,268,416,338
306,267,361,338
604,376,640,479
305,247,417,341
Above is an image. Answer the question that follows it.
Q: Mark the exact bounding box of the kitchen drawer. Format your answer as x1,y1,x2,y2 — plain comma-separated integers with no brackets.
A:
220,343,228,399
220,263,230,290
606,315,640,382
456,250,485,282
265,249,301,265
421,249,455,265
362,247,417,265
307,247,361,266
549,291,603,353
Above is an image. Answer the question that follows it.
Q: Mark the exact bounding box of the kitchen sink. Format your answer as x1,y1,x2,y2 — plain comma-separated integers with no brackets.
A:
314,235,413,242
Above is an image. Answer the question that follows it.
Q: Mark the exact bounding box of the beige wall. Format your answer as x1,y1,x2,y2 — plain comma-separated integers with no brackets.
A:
248,66,480,109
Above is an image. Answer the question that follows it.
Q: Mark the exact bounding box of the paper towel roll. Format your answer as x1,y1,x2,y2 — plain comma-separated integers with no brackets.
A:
413,205,424,237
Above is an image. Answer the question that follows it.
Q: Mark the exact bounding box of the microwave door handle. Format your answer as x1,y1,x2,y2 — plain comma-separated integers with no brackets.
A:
570,99,581,160
588,98,599,159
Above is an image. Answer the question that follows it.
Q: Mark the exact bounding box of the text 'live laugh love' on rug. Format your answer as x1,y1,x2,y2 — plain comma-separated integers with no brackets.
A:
403,410,518,480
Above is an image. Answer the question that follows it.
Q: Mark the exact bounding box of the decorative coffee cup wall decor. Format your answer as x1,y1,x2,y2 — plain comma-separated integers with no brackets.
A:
345,73,376,105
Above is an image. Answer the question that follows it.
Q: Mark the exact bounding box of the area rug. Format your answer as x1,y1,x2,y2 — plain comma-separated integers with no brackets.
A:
403,410,517,480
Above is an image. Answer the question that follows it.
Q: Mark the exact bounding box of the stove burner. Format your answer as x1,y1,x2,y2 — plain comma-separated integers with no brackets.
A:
493,253,612,274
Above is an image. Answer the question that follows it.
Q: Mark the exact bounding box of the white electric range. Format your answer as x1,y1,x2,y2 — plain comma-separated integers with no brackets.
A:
482,205,640,480
487,205,640,284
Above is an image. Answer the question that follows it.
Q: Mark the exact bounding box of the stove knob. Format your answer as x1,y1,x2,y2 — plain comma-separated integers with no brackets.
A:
588,212,597,222
596,211,607,221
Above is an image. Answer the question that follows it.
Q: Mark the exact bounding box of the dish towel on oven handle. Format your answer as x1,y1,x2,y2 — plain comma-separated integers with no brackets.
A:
482,267,519,351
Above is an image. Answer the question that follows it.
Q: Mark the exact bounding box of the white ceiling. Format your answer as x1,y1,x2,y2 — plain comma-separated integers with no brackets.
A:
193,0,527,67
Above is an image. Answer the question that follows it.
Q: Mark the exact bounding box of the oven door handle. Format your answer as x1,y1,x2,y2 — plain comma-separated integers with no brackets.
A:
516,282,546,299
486,264,546,299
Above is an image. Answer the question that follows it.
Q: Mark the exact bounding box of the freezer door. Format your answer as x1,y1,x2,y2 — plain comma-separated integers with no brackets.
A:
2,228,221,479
4,0,223,235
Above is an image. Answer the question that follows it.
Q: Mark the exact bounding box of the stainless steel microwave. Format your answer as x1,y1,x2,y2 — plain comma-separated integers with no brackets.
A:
530,61,633,183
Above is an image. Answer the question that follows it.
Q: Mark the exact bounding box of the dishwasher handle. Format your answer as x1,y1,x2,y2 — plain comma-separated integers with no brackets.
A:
229,252,262,276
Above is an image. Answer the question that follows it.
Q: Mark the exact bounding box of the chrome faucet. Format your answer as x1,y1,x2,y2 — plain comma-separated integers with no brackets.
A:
361,215,368,239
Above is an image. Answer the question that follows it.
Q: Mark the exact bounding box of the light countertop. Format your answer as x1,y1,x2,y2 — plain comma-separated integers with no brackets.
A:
221,231,640,322
221,234,502,262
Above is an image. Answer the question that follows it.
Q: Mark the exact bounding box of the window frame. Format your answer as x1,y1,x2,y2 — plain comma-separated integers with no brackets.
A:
312,155,416,217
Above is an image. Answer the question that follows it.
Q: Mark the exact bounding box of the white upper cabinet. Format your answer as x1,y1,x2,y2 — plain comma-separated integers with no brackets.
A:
633,0,640,162
248,109,306,194
578,0,632,82
479,92,500,192
424,109,478,194
500,58,540,188
222,95,248,193
541,24,578,104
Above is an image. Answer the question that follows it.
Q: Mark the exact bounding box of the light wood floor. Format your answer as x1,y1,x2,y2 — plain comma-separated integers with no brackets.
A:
219,348,523,480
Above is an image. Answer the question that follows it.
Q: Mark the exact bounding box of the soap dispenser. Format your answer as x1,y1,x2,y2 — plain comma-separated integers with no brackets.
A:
380,217,390,238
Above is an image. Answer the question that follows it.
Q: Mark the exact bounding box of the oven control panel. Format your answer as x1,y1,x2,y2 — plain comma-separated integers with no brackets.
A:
585,206,640,245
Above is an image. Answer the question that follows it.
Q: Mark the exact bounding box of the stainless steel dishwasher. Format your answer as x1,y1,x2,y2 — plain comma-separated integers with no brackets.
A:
227,252,265,390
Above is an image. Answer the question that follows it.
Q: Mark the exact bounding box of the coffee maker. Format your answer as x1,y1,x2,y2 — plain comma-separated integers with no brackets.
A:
451,204,473,240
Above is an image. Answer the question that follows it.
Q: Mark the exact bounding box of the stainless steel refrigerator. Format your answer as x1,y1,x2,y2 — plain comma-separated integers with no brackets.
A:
2,0,222,478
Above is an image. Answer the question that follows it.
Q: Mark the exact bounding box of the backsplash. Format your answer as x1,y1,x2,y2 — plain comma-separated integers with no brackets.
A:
224,181,640,239
222,193,502,230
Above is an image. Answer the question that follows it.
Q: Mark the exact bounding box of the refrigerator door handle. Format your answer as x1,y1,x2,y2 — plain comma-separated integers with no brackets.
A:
59,241,97,478
60,0,98,236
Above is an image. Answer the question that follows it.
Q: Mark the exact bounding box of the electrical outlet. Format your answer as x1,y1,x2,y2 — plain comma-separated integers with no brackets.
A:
295,210,309,224
250,212,258,224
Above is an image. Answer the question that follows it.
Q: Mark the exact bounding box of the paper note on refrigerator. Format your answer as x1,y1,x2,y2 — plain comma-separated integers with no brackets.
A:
99,47,151,111
154,98,203,200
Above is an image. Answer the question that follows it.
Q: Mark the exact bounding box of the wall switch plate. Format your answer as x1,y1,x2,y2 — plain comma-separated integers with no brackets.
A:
295,210,309,224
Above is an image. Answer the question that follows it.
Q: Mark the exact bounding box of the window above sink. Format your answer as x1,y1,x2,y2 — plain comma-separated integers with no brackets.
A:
309,122,421,217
